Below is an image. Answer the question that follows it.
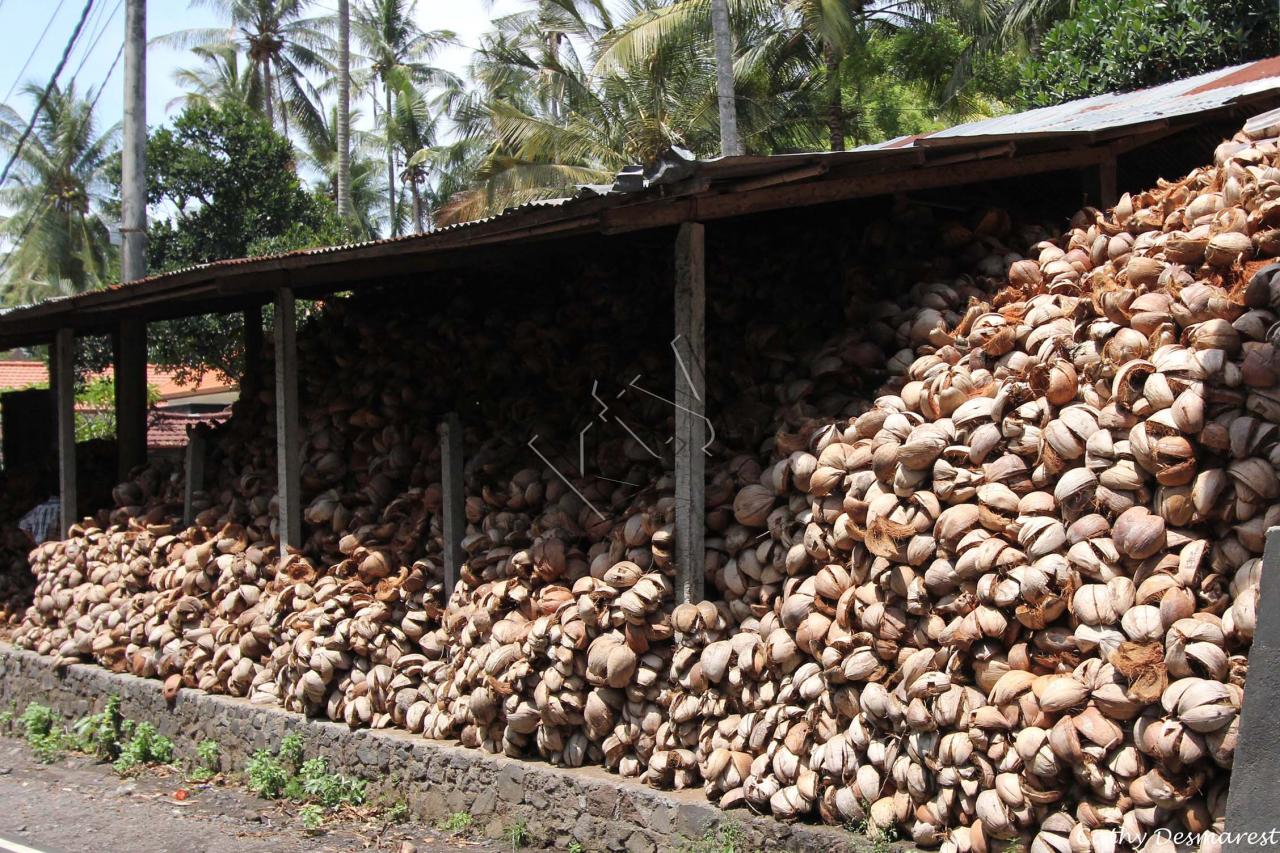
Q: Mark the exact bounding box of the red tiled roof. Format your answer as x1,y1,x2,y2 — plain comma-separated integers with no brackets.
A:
0,362,49,391
147,407,231,449
0,361,234,400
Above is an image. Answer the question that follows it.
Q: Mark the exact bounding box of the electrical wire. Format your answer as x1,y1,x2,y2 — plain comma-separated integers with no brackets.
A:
69,0,123,86
2,0,71,105
0,0,101,290
0,39,121,286
0,0,99,191
87,41,124,113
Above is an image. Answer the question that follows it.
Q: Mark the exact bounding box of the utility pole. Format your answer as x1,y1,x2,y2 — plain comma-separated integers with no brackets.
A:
336,0,352,221
122,0,147,282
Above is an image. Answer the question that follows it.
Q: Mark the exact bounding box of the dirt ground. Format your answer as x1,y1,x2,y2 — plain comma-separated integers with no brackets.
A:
0,739,499,853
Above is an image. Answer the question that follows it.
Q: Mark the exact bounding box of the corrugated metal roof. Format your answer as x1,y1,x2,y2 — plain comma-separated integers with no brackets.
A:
862,57,1280,149
2,57,1279,345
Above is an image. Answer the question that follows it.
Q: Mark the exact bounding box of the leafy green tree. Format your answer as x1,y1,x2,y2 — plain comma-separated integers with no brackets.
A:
144,100,351,270
0,82,119,305
74,377,161,442
1020,0,1278,107
135,101,354,380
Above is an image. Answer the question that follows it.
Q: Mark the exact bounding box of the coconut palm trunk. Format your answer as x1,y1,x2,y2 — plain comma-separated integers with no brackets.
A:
384,78,397,235
826,46,844,152
261,60,276,130
337,0,352,220
709,0,741,156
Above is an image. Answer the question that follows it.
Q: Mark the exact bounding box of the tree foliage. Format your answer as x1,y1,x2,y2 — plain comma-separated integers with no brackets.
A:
137,102,353,380
145,100,352,270
0,83,119,305
1020,0,1279,107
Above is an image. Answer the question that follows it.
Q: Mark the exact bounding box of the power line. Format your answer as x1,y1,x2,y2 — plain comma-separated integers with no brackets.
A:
87,41,125,113
3,0,70,105
0,0,99,191
69,0,123,85
0,39,122,288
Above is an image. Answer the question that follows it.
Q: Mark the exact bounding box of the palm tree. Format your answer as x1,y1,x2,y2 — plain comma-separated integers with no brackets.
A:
595,0,760,153
434,19,810,225
160,0,331,141
485,0,614,121
0,82,119,304
300,104,383,237
351,0,456,236
388,79,460,233
168,44,263,112
337,0,353,221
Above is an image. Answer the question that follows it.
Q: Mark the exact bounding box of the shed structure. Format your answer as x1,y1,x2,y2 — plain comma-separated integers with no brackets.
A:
3,65,1280,845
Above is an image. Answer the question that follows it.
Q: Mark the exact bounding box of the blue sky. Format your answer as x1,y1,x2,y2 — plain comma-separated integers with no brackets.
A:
0,0,520,133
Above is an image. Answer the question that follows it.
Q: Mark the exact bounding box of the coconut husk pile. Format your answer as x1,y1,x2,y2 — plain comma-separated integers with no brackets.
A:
13,119,1280,852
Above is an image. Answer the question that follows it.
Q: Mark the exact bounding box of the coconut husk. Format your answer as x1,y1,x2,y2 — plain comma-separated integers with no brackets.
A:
1111,641,1169,703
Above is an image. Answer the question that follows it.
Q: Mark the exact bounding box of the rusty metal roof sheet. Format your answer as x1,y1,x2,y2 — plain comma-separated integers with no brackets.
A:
2,57,1279,345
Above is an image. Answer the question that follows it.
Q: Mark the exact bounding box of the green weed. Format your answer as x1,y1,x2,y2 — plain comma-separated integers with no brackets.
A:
246,748,290,799
112,721,174,774
866,825,898,853
436,811,473,834
295,756,365,807
246,735,366,810
278,733,304,772
678,823,748,853
197,739,220,769
504,819,530,852
20,703,64,764
70,695,125,761
299,803,324,832
385,800,409,823
188,739,221,781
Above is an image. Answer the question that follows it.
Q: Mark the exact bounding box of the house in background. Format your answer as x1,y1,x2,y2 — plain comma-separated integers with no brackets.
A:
0,360,234,461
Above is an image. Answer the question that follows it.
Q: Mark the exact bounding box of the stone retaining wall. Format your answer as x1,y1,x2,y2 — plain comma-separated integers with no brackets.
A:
0,644,883,853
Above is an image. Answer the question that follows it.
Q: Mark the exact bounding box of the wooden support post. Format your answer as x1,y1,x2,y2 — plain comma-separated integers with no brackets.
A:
183,426,207,527
674,222,706,604
243,304,263,396
114,318,148,480
273,288,301,551
1097,158,1118,209
53,329,76,537
1225,525,1280,850
438,412,464,602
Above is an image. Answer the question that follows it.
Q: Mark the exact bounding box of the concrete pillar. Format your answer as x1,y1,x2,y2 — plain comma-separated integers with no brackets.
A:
674,222,706,604
121,0,147,282
114,318,148,480
438,412,464,603
53,329,76,536
1225,525,1280,850
273,288,301,551
183,426,207,527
